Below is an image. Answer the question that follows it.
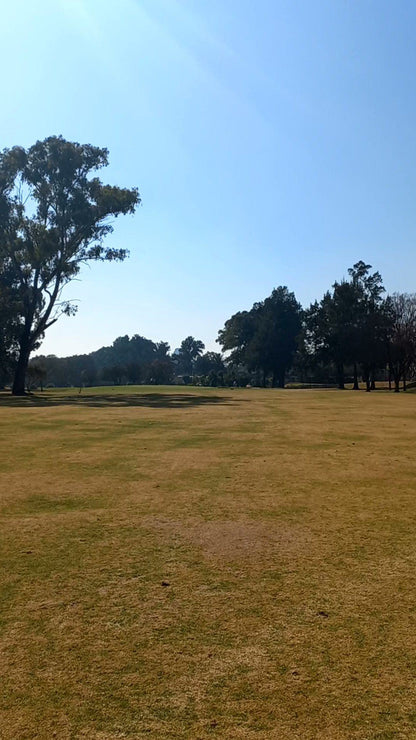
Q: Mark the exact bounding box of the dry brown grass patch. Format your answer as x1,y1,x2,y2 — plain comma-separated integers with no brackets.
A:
2,386,416,738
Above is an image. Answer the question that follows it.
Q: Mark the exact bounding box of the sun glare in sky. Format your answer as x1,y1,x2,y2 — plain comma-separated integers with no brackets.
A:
3,0,416,356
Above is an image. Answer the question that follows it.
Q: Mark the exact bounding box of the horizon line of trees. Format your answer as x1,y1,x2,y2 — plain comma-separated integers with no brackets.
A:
21,334,228,391
1,137,414,396
5,260,416,394
217,261,416,393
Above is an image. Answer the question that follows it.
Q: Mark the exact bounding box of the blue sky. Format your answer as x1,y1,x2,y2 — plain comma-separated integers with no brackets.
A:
2,0,416,355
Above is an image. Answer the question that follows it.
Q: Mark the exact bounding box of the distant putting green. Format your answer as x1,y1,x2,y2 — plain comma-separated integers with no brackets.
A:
1,385,416,739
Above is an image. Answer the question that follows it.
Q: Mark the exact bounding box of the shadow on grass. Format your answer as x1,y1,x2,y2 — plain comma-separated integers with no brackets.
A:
0,391,239,409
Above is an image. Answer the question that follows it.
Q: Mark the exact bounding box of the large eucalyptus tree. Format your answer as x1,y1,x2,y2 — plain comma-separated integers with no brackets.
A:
0,136,140,394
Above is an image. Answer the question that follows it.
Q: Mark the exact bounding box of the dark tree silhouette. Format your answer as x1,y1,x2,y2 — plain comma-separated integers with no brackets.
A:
0,136,140,394
305,262,386,390
386,293,416,392
176,336,205,375
305,282,361,389
218,286,302,387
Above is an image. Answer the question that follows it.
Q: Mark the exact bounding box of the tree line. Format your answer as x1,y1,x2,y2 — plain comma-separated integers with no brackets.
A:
13,260,416,394
1,136,415,394
218,262,416,392
26,335,226,390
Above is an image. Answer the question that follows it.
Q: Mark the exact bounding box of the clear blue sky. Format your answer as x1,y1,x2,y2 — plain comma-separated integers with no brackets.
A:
3,0,416,356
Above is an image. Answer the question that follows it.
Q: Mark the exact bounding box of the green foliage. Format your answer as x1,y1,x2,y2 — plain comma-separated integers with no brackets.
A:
175,336,205,375
33,333,175,388
0,259,20,382
385,293,416,391
148,358,174,384
305,262,388,390
194,351,224,376
26,359,47,391
218,286,302,387
0,135,140,394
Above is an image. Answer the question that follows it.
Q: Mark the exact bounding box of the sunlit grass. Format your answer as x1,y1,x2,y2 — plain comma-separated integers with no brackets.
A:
1,386,416,738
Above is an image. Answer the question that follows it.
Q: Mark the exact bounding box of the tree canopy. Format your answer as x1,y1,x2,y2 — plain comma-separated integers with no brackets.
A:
304,262,387,390
175,336,205,376
218,287,302,387
0,135,140,394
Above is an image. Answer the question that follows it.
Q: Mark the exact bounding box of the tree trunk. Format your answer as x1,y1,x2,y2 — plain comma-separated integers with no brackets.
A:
278,372,285,388
12,343,31,395
337,363,345,390
403,373,407,391
353,363,359,390
394,373,400,393
388,366,392,391
361,364,370,392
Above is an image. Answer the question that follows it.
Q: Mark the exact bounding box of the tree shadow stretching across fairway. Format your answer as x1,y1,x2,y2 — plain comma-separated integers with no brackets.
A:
0,392,241,409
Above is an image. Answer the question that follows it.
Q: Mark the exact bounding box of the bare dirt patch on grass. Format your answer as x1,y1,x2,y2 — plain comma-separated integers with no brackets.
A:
143,516,316,565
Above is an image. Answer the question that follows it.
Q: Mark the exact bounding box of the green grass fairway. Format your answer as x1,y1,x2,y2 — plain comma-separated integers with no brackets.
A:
2,386,416,739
